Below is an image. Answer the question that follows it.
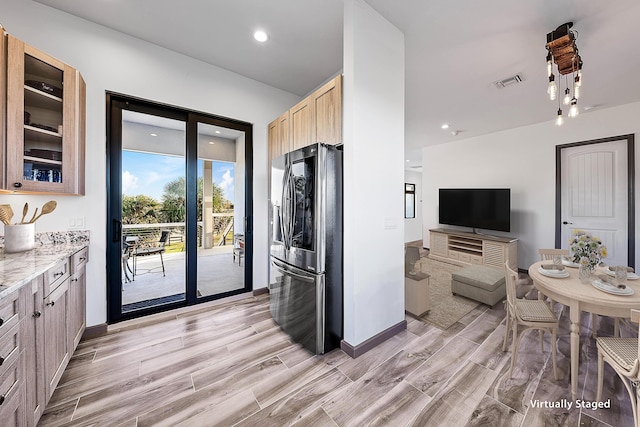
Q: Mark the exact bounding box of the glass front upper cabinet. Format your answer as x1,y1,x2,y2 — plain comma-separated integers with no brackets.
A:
5,35,85,195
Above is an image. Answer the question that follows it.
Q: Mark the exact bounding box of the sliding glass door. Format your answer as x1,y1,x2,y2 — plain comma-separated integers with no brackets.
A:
107,95,253,323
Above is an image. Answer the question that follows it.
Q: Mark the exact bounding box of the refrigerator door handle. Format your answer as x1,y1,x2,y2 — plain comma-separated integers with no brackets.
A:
271,259,316,283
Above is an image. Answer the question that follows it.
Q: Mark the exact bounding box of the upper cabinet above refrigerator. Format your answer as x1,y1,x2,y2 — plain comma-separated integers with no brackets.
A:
1,30,86,195
268,74,342,165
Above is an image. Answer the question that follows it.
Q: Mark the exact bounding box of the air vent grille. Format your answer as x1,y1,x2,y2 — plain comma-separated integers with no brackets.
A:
494,74,523,89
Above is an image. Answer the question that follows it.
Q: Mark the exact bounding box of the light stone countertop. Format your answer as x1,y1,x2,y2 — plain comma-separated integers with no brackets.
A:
0,231,89,299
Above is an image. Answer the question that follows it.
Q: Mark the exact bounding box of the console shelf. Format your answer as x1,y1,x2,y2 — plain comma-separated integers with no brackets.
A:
429,228,518,270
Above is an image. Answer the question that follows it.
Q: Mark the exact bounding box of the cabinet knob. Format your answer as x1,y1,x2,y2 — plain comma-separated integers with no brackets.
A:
80,257,86,261
32,311,41,318
46,301,55,307
13,182,22,188
71,278,78,282
54,271,64,277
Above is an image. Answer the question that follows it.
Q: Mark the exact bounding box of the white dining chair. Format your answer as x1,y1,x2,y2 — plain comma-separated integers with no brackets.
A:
596,309,640,427
503,262,559,380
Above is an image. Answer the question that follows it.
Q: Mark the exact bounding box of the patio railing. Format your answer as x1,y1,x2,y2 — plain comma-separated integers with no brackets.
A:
123,213,235,250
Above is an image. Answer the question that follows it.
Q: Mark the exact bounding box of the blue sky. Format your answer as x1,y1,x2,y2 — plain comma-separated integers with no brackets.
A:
121,151,234,202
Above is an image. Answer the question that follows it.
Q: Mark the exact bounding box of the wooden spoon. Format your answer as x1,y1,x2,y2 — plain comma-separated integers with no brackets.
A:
30,200,57,223
27,208,38,224
20,202,28,224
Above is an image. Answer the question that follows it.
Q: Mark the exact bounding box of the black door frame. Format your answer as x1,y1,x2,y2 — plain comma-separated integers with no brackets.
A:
106,92,254,323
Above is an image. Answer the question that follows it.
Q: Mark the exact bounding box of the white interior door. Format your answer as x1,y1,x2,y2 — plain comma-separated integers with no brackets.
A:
560,139,628,266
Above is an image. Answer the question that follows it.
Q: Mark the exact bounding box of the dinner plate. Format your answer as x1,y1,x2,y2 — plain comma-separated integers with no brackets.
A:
591,280,635,296
538,267,570,278
603,269,639,280
561,259,580,268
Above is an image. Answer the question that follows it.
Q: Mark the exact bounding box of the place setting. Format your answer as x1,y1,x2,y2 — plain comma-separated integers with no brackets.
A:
538,263,570,278
592,265,635,296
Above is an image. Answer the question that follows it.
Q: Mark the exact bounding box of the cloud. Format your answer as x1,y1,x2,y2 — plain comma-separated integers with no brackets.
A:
122,170,138,194
220,169,234,199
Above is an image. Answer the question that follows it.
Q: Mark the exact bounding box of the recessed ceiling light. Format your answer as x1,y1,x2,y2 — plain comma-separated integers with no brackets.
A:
254,30,269,42
215,130,221,134
406,159,410,162
441,124,449,129
209,141,215,145
150,133,157,137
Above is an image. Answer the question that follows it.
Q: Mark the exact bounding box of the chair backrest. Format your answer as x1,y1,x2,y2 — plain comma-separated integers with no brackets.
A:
538,248,569,261
159,230,170,246
632,309,640,366
504,261,518,309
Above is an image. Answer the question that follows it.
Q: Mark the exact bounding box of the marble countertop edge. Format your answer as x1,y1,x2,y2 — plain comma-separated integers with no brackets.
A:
0,231,90,300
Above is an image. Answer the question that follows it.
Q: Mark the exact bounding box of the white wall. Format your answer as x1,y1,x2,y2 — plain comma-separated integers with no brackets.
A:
422,101,640,270
0,0,301,326
343,0,405,347
404,169,423,243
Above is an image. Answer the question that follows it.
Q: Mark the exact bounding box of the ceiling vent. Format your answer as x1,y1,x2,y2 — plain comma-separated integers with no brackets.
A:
494,74,523,89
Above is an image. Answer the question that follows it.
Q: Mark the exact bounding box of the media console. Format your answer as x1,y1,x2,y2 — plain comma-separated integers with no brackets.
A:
429,228,518,270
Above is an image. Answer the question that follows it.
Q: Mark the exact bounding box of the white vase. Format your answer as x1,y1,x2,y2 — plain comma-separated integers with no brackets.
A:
4,223,35,253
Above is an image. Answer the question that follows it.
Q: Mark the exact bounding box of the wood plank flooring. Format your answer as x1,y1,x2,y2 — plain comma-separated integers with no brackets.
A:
40,286,635,426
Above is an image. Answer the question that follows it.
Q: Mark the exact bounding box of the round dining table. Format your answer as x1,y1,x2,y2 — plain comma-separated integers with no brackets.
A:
528,260,640,401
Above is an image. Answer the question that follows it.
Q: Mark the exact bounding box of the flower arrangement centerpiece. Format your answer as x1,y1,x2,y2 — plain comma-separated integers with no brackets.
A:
569,229,607,271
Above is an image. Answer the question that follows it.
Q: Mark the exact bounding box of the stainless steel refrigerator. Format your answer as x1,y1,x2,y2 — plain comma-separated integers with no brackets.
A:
269,143,342,354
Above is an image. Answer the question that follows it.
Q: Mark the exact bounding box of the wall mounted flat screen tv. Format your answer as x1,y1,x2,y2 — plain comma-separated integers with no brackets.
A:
439,188,511,232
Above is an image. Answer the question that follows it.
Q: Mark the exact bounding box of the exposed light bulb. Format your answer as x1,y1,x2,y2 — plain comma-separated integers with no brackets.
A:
569,98,579,118
547,74,557,101
563,88,571,105
575,72,582,87
556,108,564,126
574,84,580,100
546,51,553,77
441,124,449,129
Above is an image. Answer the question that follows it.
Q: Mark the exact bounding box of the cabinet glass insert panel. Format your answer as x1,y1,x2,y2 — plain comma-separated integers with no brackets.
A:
23,54,64,183
291,156,315,251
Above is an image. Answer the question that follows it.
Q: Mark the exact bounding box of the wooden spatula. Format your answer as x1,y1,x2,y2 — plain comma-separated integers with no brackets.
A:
20,202,28,224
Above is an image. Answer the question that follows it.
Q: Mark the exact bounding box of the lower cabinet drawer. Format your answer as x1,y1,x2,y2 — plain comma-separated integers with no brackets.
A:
448,251,460,260
0,323,21,379
470,255,483,264
0,350,24,425
458,253,471,263
0,291,21,340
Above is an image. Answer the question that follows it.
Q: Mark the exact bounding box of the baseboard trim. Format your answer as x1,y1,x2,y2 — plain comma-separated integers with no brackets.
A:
253,287,269,296
340,319,407,359
82,324,108,340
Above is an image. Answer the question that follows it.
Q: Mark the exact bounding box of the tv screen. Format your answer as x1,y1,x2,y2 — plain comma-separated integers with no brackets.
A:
439,188,511,232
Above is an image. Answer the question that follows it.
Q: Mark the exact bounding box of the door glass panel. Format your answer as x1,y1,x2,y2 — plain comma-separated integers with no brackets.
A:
120,110,186,313
291,156,315,251
196,122,245,298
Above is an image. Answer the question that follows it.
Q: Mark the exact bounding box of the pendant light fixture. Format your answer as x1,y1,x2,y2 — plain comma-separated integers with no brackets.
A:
546,22,583,126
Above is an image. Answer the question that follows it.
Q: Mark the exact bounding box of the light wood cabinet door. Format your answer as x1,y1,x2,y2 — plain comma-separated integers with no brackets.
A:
5,35,85,195
69,249,87,350
289,97,312,151
311,75,342,146
23,277,45,427
43,279,70,400
268,111,289,164
0,28,6,189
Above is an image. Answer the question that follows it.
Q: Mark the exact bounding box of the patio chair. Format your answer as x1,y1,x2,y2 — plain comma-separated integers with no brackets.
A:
233,234,244,266
596,309,640,427
133,230,170,277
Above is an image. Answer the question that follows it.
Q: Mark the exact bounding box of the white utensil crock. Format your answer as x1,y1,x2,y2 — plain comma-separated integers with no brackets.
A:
4,223,35,253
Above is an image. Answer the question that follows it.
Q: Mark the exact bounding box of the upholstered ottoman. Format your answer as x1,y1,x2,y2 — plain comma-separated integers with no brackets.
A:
451,265,506,306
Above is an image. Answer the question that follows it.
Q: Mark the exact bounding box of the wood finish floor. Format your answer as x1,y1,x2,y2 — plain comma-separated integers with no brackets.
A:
40,289,635,426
